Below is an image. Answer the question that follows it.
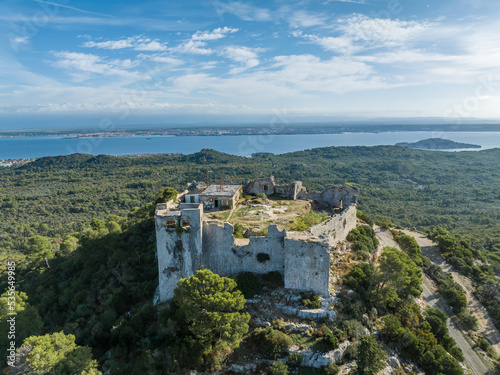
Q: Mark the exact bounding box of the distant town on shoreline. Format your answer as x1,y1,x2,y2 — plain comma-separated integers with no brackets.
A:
1,123,500,138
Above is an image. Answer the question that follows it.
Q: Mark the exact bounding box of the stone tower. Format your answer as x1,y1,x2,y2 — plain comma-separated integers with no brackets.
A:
155,203,203,302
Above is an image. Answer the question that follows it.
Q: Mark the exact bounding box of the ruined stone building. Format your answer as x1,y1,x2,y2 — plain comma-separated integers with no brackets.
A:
183,181,241,209
244,176,305,200
155,180,359,302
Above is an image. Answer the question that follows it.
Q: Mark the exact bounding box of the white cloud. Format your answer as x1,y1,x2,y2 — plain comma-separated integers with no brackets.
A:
295,15,431,55
172,40,213,55
221,46,262,74
139,54,183,65
11,36,29,45
82,36,167,51
192,27,239,41
340,15,430,46
171,27,238,55
52,52,140,79
288,10,328,28
213,1,272,21
304,34,359,54
199,61,218,70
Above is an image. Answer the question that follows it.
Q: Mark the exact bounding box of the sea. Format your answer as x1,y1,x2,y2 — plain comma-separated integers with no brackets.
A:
1,131,500,160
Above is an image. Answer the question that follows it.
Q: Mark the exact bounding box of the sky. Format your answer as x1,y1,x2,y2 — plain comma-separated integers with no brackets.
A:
1,0,500,129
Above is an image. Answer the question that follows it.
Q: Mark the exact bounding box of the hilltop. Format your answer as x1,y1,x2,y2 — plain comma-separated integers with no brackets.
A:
396,138,481,150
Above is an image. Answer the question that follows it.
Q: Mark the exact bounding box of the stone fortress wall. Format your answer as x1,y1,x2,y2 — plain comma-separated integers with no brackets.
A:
245,176,305,200
202,223,331,296
155,180,359,303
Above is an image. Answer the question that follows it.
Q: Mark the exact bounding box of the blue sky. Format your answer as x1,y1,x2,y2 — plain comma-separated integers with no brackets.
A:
1,0,500,129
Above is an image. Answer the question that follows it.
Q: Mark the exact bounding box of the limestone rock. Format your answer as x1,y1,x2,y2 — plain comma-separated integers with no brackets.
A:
298,308,328,319
327,310,337,321
294,324,312,333
227,364,257,373
281,306,298,316
387,356,400,368
332,341,350,364
295,341,350,368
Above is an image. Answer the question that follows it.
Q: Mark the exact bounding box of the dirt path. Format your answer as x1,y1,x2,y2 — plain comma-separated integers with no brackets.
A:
403,230,500,356
374,229,490,375
373,226,399,259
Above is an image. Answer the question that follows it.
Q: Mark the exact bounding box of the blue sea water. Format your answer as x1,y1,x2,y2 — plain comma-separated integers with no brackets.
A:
1,131,499,159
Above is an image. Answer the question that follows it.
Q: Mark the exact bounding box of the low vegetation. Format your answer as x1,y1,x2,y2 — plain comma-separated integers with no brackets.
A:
291,210,329,231
346,225,379,260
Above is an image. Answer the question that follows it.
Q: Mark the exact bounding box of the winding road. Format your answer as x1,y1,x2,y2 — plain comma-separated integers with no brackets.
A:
375,228,491,375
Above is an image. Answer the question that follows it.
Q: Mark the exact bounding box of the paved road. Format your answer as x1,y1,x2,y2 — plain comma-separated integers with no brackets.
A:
422,276,489,375
375,229,490,375
403,230,500,356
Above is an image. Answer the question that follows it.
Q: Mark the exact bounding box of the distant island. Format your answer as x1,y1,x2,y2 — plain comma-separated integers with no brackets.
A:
396,138,481,150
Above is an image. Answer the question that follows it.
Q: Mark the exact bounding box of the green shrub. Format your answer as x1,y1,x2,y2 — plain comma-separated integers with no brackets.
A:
322,362,339,375
287,352,302,368
323,330,339,350
236,272,262,298
356,210,374,226
394,232,423,266
347,225,379,253
343,343,358,361
249,327,293,359
291,210,329,231
268,361,288,375
233,223,246,238
257,252,271,263
456,310,478,331
357,335,387,375
374,215,392,229
257,227,269,236
301,292,322,309
477,336,491,352
256,193,267,199
449,346,465,362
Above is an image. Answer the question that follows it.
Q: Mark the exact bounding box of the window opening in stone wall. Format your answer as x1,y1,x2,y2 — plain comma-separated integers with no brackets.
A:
166,220,177,229
182,217,190,229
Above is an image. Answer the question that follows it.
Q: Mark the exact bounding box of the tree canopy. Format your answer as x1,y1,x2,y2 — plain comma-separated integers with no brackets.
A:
172,269,250,369
377,247,423,307
17,331,101,375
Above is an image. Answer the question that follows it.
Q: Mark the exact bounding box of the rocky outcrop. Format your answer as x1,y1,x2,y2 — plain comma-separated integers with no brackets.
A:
289,341,351,368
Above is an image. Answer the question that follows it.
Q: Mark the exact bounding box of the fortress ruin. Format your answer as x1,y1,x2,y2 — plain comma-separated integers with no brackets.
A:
155,178,359,302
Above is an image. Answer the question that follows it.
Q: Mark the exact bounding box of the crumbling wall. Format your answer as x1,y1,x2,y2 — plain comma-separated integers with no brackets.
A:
305,185,359,208
284,239,330,296
202,223,331,296
308,205,357,247
202,223,286,276
156,206,202,302
244,177,276,196
275,181,304,200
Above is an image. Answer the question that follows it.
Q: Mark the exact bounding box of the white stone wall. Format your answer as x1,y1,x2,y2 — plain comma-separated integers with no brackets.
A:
201,223,331,296
202,223,286,276
156,205,203,302
283,239,331,296
306,186,359,207
309,205,357,247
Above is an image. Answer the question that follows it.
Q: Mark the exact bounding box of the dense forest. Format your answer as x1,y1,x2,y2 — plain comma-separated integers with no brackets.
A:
0,145,499,373
1,146,499,267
